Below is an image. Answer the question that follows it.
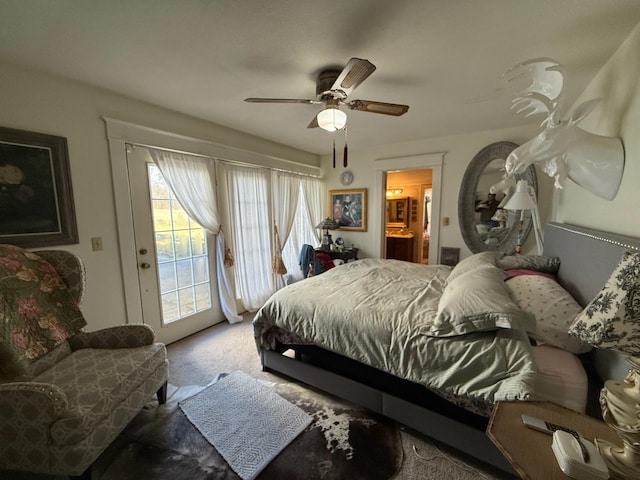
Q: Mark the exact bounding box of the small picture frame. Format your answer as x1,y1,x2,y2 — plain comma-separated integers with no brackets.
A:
329,188,367,232
0,126,78,247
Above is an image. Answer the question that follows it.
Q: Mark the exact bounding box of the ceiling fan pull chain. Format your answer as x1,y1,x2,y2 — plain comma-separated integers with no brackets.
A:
343,126,348,168
333,137,336,168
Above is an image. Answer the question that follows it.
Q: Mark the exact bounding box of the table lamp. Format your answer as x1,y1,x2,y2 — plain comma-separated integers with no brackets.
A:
316,217,340,252
568,251,640,479
502,179,543,254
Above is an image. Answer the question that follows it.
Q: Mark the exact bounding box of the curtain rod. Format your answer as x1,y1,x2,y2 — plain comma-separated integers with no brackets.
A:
127,142,322,179
215,158,322,179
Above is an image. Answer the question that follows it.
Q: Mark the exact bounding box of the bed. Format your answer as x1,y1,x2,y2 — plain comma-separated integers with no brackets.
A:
253,222,640,475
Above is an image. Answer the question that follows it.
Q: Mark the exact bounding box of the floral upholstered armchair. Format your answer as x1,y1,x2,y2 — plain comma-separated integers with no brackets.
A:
0,245,169,478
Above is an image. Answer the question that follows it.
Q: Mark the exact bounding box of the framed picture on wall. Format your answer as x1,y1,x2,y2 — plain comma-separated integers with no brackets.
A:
329,188,367,232
0,126,78,248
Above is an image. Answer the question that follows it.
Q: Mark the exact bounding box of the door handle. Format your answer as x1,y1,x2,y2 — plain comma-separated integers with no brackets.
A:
140,262,151,269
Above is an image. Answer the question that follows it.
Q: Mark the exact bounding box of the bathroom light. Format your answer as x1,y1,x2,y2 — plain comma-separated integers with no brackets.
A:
386,188,403,197
317,107,347,132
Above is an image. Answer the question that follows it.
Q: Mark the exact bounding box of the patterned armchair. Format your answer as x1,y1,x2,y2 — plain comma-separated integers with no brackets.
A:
0,245,168,478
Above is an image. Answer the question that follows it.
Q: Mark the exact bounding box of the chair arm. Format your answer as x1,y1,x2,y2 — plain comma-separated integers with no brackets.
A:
69,324,156,350
0,382,69,419
0,383,69,463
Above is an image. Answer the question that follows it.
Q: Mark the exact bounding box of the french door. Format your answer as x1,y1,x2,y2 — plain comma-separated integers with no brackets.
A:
127,146,224,344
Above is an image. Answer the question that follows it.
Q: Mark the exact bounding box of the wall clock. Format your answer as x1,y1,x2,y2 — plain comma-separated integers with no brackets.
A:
340,170,354,186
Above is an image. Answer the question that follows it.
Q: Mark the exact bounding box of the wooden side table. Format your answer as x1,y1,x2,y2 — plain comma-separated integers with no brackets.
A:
487,401,619,479
314,248,358,262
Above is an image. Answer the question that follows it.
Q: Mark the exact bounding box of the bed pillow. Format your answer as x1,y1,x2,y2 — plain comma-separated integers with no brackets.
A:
568,251,640,355
430,265,535,337
505,274,591,354
496,255,560,273
505,268,558,282
445,251,500,284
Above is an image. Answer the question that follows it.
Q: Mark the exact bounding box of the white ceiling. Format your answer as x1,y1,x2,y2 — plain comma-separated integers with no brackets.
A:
1,0,639,155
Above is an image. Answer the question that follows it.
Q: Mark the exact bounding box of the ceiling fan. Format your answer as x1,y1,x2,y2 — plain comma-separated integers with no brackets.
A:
244,57,410,132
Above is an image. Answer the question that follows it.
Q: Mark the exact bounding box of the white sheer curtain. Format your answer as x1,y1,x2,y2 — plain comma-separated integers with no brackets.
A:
300,176,324,243
148,149,242,323
281,187,320,282
219,163,274,311
272,171,301,287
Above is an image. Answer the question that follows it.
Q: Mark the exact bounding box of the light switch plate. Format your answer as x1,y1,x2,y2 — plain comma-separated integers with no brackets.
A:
91,237,104,251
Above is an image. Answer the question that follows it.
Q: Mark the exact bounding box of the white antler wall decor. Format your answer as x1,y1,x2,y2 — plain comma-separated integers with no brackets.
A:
503,58,624,200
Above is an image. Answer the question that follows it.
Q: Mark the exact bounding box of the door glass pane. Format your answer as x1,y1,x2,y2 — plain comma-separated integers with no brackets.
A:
193,256,208,283
158,262,177,294
161,291,179,322
148,164,212,324
190,229,206,256
176,259,194,288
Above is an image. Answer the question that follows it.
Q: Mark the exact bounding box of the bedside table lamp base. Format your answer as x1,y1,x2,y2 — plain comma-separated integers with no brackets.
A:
596,357,640,480
320,232,333,252
596,439,640,479
316,217,340,253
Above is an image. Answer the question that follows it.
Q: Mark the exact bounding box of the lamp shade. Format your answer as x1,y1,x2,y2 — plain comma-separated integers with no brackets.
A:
502,180,536,211
569,251,640,355
317,107,347,132
315,217,340,230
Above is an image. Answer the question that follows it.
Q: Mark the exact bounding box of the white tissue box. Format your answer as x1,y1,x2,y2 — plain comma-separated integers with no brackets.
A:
551,430,609,480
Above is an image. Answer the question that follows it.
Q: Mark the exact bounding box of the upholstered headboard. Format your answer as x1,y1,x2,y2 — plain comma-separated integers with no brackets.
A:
543,222,640,381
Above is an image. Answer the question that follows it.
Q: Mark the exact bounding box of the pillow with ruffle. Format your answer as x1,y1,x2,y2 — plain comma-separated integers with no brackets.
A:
445,251,500,284
0,244,86,379
430,265,535,337
496,255,560,273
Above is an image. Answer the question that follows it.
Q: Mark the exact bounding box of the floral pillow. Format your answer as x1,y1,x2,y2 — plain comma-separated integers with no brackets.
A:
568,251,640,355
0,244,86,378
505,273,591,354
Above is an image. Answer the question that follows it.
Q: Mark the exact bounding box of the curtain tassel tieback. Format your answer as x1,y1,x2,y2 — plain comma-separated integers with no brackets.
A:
271,225,288,275
220,227,234,267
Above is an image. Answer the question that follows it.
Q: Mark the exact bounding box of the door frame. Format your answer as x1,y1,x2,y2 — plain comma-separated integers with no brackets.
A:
373,153,444,264
104,117,321,325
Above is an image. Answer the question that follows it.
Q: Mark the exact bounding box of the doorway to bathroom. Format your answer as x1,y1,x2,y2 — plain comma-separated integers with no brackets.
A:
384,169,433,264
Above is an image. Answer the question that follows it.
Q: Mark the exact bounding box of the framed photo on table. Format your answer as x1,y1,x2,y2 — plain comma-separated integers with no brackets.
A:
329,188,367,232
0,126,78,248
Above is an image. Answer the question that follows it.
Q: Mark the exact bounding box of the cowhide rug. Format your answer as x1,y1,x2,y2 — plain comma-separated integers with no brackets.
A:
93,377,402,480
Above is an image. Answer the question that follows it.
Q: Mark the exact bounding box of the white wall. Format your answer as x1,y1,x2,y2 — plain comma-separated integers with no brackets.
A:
552,21,640,236
320,21,640,260
0,60,318,331
320,124,549,260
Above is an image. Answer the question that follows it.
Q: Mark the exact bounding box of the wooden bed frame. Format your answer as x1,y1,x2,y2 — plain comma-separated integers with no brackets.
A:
259,222,640,476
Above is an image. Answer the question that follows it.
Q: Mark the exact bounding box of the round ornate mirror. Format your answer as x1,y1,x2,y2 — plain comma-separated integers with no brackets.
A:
458,141,538,254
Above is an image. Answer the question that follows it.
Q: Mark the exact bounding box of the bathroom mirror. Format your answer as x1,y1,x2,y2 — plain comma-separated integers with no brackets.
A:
458,141,538,254
386,197,409,228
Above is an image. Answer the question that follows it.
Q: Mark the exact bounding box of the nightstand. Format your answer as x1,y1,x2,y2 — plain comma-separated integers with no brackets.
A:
487,401,619,479
314,248,358,263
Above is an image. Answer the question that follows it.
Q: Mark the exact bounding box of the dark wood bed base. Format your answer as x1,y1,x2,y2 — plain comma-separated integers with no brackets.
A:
259,222,640,476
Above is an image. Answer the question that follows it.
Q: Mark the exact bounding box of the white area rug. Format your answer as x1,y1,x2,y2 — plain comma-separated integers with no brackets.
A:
178,371,312,480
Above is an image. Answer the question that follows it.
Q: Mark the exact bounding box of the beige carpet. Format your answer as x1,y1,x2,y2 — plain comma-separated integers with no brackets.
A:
168,314,513,480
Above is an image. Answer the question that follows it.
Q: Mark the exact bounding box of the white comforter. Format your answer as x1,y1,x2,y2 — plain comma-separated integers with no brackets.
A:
254,258,535,410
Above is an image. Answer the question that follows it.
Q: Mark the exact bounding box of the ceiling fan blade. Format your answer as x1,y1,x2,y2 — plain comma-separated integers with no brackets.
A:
244,98,322,104
348,100,409,116
307,115,319,128
331,58,376,97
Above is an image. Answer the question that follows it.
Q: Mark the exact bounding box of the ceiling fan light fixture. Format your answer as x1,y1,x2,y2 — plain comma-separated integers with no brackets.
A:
317,107,347,132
